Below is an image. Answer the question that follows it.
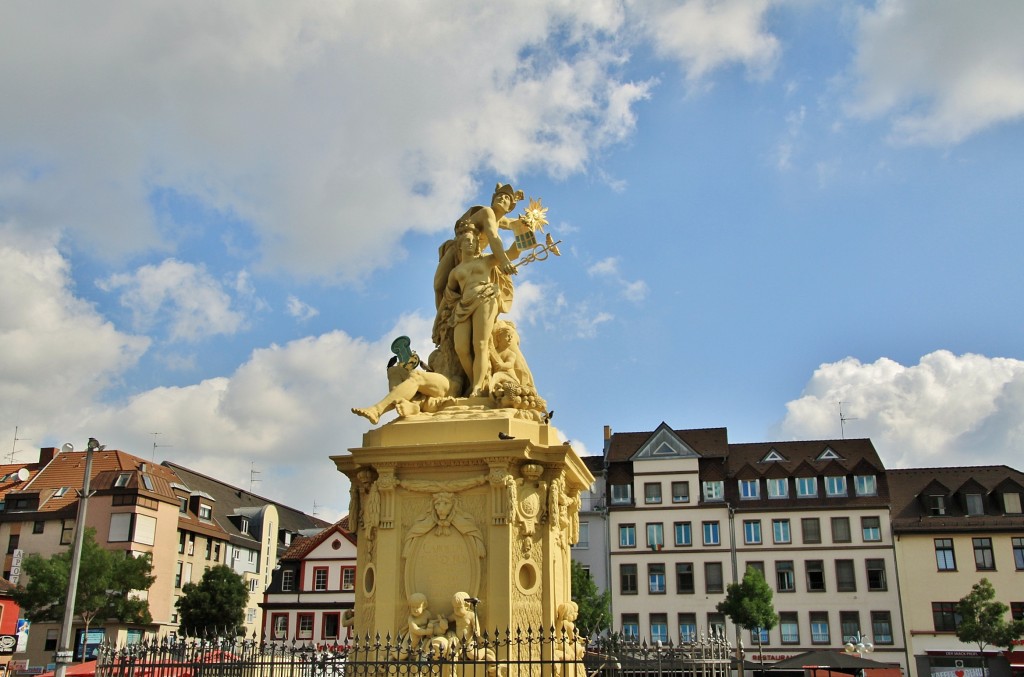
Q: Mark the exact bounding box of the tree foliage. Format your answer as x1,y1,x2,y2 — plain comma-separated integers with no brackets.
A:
570,560,610,636
956,578,1024,652
717,565,778,664
176,565,249,636
12,528,155,630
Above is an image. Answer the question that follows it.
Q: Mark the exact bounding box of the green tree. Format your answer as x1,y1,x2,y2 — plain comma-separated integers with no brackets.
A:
12,528,155,640
570,560,610,636
176,565,249,636
717,566,778,672
956,578,1024,655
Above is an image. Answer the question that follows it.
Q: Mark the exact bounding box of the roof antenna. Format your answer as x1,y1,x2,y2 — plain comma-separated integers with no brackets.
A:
312,500,322,517
250,462,262,494
839,401,858,439
9,426,31,464
151,432,172,461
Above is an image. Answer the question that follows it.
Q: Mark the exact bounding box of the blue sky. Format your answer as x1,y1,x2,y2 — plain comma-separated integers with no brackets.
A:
2,1,1023,520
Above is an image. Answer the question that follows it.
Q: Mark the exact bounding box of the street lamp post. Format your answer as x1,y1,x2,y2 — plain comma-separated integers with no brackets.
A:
53,438,102,677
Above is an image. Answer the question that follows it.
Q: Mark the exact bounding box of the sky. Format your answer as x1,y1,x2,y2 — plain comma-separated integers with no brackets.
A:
2,0,1023,522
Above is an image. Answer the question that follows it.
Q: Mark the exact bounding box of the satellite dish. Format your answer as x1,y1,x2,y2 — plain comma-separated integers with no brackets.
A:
61,443,74,454
16,468,30,482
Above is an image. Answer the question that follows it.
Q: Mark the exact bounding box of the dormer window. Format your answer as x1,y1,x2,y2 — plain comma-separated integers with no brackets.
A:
53,487,70,498
198,504,212,520
140,475,154,491
115,473,131,488
855,475,877,496
702,481,724,501
1004,493,1022,514
240,517,250,534
610,484,632,505
739,479,760,499
825,476,847,497
928,495,947,516
965,493,984,516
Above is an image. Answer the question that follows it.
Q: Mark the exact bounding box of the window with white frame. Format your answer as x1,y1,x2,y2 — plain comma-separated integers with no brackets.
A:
702,481,724,501
854,475,877,496
825,476,847,496
611,484,632,505
646,523,664,549
861,516,881,542
281,570,295,591
297,614,314,639
314,567,329,591
644,483,662,504
575,521,590,548
773,519,791,544
678,613,697,642
703,521,720,546
739,479,759,499
648,564,666,594
671,481,689,503
650,613,669,643
674,522,692,546
342,567,356,590
796,477,818,497
272,614,288,639
767,478,788,498
743,520,762,545
619,524,636,548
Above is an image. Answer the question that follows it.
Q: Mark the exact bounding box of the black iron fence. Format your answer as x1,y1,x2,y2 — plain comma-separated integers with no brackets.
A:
94,630,732,677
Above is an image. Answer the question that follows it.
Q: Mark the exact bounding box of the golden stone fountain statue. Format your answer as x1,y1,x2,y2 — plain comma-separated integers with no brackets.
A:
333,183,592,669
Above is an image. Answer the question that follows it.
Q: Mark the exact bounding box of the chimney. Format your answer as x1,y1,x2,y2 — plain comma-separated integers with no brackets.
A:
603,425,612,441
39,447,58,464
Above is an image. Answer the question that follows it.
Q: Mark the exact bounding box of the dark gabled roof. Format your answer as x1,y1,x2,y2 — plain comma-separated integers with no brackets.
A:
888,465,1024,532
278,520,356,562
726,438,883,475
581,456,604,475
163,462,330,545
606,426,728,463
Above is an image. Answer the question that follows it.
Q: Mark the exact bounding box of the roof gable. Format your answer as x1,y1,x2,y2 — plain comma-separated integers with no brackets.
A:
816,446,843,461
760,448,788,463
632,423,701,461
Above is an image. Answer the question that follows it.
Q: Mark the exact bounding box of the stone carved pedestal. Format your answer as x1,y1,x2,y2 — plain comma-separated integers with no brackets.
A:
332,411,593,644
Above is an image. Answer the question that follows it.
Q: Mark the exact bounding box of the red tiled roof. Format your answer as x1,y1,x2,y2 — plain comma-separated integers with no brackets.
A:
278,520,355,561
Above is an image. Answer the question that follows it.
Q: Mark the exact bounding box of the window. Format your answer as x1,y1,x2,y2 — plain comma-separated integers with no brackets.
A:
611,484,632,505
932,602,960,632
272,614,289,640
314,567,329,591
213,542,221,562
825,476,847,496
974,538,995,570
620,564,638,594
702,481,724,501
840,611,860,644
751,627,770,645
619,524,636,548
835,560,856,592
650,614,668,644
866,559,887,591
739,479,760,499
796,477,818,497
855,475,877,496
831,517,851,543
115,472,131,487
708,613,726,638
1005,492,1022,513
240,517,250,534
1011,602,1024,621
1013,537,1024,570
6,535,18,555
776,561,795,592
178,532,186,554
281,570,295,592
703,521,720,546
743,520,762,545
644,483,662,504
108,513,156,545
965,493,984,515
671,481,690,503
646,523,664,549
179,497,188,514
341,567,356,591
323,612,341,639
871,611,894,644
801,518,821,544
767,478,788,498
249,578,258,592
32,521,44,534
806,560,825,592
773,519,791,544
648,564,666,594
140,474,154,491
676,563,694,594
248,549,257,563
45,628,59,651
199,504,212,520
679,613,697,643
674,522,692,546
747,561,765,578
187,534,195,555
61,520,74,545
861,516,881,542
622,614,639,640
928,495,947,516
205,539,212,560
705,562,724,594
810,612,830,644
780,613,799,644
576,522,590,548
935,538,957,570
297,613,314,640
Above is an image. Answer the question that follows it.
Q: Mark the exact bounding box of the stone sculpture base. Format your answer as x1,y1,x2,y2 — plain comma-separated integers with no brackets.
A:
332,411,593,647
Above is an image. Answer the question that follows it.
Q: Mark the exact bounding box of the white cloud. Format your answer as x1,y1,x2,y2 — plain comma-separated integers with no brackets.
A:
847,0,1024,144
286,295,319,322
0,2,653,281
588,256,649,302
0,226,150,432
636,0,780,84
778,351,1024,469
97,259,247,342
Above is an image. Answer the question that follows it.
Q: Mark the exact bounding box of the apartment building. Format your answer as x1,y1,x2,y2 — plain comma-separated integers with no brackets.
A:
605,424,907,673
261,518,357,644
570,455,609,595
888,466,1024,677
